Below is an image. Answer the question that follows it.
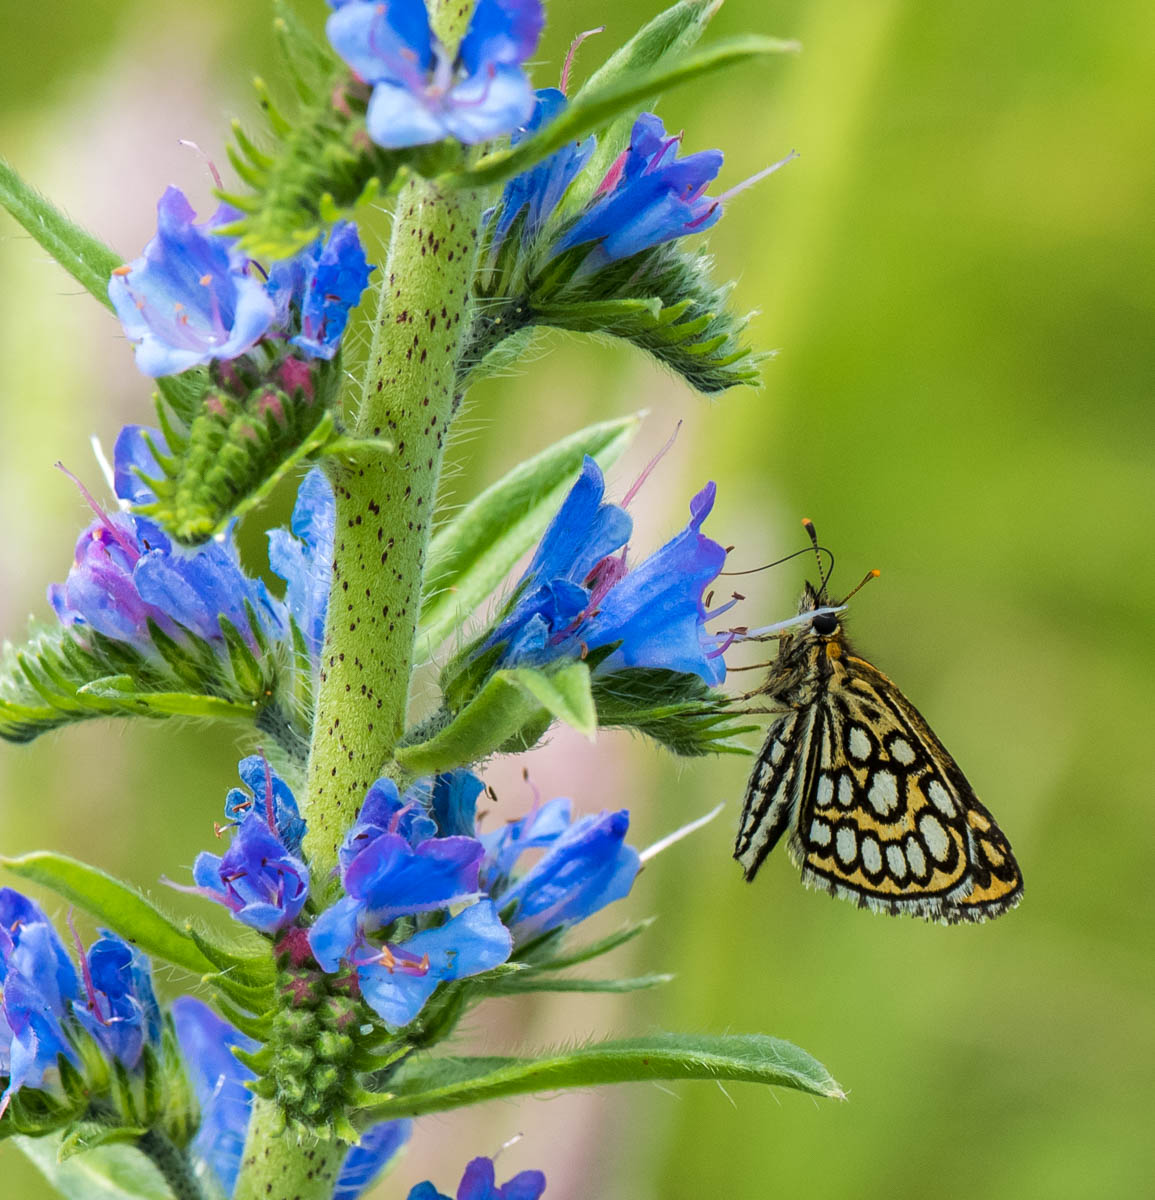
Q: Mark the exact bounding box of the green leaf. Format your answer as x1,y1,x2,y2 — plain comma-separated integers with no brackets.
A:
486,971,672,995
416,413,641,658
14,1136,173,1200
567,0,729,210
395,669,542,774
455,36,799,191
0,156,121,310
507,661,596,740
77,676,256,721
356,1032,842,1125
526,916,656,971
0,851,261,980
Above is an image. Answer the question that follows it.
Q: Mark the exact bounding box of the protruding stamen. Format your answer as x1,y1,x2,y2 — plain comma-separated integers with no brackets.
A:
640,802,725,863
560,26,605,94
178,139,224,190
67,910,102,1017
55,461,141,564
713,149,799,206
622,421,681,508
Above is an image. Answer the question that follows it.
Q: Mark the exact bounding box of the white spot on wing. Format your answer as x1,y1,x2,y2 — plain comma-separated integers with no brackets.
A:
886,843,908,878
889,736,916,765
835,826,857,864
905,836,927,878
848,726,871,760
816,775,834,806
809,818,832,847
837,774,855,807
770,740,786,765
927,779,957,818
919,812,951,862
861,835,883,875
867,770,899,817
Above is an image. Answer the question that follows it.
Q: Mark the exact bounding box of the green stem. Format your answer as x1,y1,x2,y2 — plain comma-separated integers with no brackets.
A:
231,1097,346,1200
135,1129,206,1200
300,174,483,889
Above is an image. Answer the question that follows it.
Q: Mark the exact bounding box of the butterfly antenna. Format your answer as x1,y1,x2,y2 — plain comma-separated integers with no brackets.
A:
719,543,834,577
801,518,834,598
839,568,881,605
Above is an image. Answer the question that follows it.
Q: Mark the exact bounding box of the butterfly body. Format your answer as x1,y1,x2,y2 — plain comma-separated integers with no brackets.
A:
735,582,1023,923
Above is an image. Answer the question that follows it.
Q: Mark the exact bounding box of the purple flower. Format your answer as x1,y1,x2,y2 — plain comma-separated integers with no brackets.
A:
109,191,373,377
50,425,286,654
490,88,594,252
179,813,309,935
71,933,162,1072
109,188,277,377
481,798,640,943
267,468,335,660
173,997,410,1198
309,780,511,1028
224,755,307,855
408,1156,547,1200
0,890,79,1115
327,0,544,149
266,221,374,361
481,456,728,685
555,113,723,270
356,901,512,1029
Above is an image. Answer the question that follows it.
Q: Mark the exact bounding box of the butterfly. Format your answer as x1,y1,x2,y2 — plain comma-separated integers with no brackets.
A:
732,522,1023,924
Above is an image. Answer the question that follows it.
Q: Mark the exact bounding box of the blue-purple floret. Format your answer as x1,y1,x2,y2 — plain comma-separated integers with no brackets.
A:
173,997,411,1199
1,891,164,1116
225,755,307,854
186,813,310,935
326,0,543,149
481,456,727,685
408,1156,547,1200
109,190,372,377
267,467,335,661
490,88,594,248
309,778,512,1028
50,425,285,655
557,112,723,270
108,188,275,377
481,798,640,944
266,221,373,361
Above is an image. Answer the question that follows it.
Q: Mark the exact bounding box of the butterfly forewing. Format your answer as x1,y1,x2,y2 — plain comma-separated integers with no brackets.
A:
736,595,1023,924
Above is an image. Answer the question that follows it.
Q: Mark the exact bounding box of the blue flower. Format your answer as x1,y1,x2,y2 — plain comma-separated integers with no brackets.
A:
109,191,373,377
50,425,286,654
72,933,162,1071
0,890,79,1115
224,755,307,855
309,782,511,1028
327,0,543,149
490,88,594,252
556,112,724,270
481,798,640,943
408,1156,546,1200
355,901,512,1029
481,457,727,685
108,188,277,377
181,813,310,935
265,221,374,361
267,468,335,660
173,997,411,1198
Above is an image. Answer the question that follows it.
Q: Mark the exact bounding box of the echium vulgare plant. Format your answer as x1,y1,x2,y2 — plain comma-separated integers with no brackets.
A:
0,2,845,1197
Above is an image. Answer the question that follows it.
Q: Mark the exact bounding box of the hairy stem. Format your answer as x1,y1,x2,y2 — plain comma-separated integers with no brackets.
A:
135,1129,206,1200
231,1097,346,1200
300,176,483,890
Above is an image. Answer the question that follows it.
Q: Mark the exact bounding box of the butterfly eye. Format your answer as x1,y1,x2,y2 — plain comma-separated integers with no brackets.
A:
811,611,838,636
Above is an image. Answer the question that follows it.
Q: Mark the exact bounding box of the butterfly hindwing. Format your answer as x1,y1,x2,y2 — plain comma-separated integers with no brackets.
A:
794,654,1022,923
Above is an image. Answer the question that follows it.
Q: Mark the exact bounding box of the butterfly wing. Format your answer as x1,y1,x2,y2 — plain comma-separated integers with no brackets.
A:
794,653,1023,923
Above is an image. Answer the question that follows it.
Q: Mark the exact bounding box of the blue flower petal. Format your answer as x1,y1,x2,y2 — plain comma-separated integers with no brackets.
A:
267,468,335,659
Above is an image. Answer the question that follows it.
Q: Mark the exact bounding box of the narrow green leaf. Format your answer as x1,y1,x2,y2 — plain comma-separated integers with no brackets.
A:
14,1136,173,1200
76,677,256,721
0,852,215,977
355,1032,843,1126
455,37,800,191
417,413,641,659
507,661,596,740
0,156,121,310
529,916,656,971
486,971,672,995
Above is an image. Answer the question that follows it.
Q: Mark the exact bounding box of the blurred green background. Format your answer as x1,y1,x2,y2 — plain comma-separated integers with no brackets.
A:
2,0,1153,1197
